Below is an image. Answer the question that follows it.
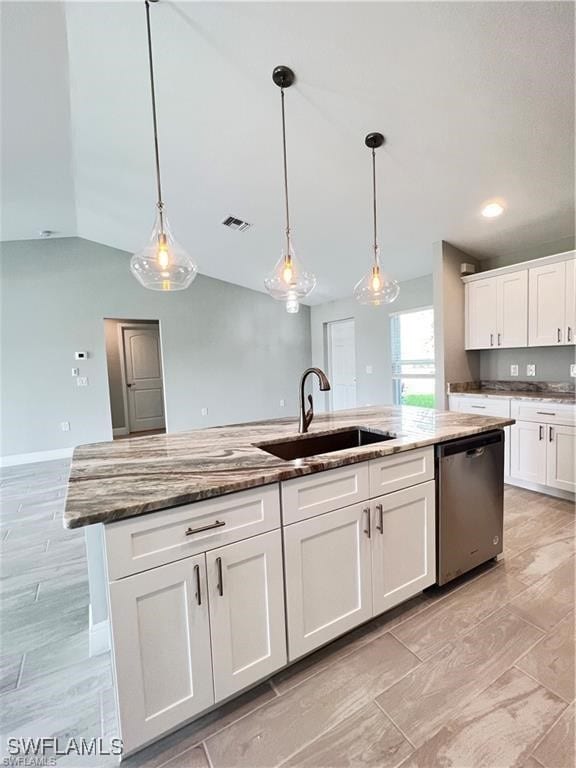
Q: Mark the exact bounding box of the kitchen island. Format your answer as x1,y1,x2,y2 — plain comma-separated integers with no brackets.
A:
64,406,513,756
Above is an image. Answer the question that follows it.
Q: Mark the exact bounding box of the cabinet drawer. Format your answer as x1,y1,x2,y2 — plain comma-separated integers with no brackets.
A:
281,463,369,525
105,485,281,580
511,400,575,426
451,396,511,418
369,447,434,497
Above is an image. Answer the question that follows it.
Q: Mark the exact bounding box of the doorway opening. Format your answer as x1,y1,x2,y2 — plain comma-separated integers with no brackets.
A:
104,319,166,439
325,318,357,411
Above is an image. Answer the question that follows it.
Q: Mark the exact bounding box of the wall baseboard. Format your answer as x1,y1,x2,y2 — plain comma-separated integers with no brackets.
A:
112,427,129,438
505,475,575,501
0,447,74,467
89,605,111,657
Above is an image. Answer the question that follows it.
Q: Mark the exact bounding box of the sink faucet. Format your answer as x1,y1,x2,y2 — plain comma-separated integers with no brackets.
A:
299,368,331,433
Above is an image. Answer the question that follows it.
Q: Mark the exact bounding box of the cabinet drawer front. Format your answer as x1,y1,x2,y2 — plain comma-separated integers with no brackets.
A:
105,485,280,580
451,397,511,418
511,400,575,426
369,447,434,497
281,463,369,525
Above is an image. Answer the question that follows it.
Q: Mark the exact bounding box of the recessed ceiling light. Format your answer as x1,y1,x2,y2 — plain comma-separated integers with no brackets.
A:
481,202,505,218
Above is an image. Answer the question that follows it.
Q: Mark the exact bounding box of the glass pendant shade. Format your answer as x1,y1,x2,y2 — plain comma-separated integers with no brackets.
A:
354,251,400,306
264,244,317,313
130,211,198,291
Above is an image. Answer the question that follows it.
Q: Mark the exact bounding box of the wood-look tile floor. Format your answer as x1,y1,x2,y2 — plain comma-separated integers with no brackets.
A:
1,462,574,768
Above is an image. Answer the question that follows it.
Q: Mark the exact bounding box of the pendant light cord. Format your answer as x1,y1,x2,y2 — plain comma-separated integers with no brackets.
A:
371,148,378,264
280,88,291,255
145,0,164,231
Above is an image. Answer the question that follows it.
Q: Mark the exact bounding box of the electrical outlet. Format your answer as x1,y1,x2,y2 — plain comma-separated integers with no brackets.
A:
76,376,88,387
71,368,79,377
279,399,285,407
201,407,208,416
510,364,519,377
60,421,70,432
526,364,536,377
365,365,373,375
570,363,576,377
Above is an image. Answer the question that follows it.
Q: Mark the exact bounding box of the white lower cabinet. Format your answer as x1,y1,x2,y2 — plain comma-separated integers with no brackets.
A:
206,529,286,701
284,482,436,660
283,503,373,661
109,554,214,754
510,420,547,484
546,424,576,492
372,481,436,615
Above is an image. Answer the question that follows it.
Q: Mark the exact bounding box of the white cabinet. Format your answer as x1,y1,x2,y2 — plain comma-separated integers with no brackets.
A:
109,555,214,754
510,421,547,484
528,262,567,346
372,481,436,615
466,278,498,349
546,424,576,493
283,503,372,660
206,530,286,701
566,259,576,344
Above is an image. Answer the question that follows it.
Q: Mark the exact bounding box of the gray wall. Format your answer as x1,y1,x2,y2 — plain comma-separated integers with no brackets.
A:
0,237,311,456
479,236,575,271
479,347,575,382
310,275,433,409
433,241,481,408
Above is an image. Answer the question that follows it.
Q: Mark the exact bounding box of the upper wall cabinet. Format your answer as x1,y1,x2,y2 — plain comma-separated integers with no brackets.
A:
464,252,575,350
465,270,528,349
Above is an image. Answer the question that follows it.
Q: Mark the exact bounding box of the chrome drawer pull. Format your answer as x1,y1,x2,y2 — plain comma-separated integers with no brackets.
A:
185,520,226,536
549,426,554,442
363,507,371,538
471,405,486,409
536,411,556,416
539,425,544,441
375,504,384,534
194,564,202,605
216,557,224,596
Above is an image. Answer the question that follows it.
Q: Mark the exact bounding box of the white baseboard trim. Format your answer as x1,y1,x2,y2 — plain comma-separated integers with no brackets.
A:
89,606,111,657
0,447,74,467
505,476,575,501
113,427,129,437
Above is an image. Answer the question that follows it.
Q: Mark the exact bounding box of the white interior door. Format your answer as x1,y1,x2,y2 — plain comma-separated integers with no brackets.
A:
206,530,286,702
546,424,576,492
326,319,357,411
109,555,214,754
123,325,166,432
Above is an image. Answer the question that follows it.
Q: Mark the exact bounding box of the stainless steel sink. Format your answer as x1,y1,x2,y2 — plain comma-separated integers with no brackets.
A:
255,426,397,461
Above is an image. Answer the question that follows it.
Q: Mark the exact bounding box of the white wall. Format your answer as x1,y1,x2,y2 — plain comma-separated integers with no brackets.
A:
310,275,433,409
0,237,311,457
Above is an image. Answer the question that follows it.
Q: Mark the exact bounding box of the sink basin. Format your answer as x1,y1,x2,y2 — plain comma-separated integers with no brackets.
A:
256,426,397,461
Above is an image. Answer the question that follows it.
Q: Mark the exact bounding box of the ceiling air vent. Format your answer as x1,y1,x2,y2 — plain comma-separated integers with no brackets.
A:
222,216,251,232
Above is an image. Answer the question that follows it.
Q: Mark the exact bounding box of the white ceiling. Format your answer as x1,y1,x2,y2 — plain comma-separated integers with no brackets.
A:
2,1,574,302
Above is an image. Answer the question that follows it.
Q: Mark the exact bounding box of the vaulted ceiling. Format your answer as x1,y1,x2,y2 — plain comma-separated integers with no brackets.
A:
2,1,574,301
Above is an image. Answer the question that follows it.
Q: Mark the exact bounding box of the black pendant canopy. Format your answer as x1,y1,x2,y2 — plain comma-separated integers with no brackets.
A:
272,65,295,89
365,132,385,149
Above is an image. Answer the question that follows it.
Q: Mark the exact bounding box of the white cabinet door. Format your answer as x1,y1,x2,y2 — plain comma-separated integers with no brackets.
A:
109,555,213,754
497,270,528,348
546,424,576,493
371,481,436,616
206,530,286,701
564,259,576,344
466,278,498,349
510,421,547,484
283,503,372,660
528,262,566,346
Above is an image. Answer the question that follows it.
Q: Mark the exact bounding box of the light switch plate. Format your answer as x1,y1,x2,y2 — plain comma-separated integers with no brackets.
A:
71,367,79,377
570,364,576,377
526,364,536,377
366,365,373,375
510,364,519,377
279,399,285,407
201,407,208,416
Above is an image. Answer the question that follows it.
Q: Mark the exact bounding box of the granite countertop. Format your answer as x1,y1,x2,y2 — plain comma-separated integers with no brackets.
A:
63,406,513,529
450,390,575,404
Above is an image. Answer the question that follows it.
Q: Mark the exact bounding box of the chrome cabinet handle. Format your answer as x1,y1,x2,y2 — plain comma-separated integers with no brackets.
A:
216,557,224,596
536,411,556,416
539,425,544,441
194,564,202,605
557,328,562,343
490,333,494,347
363,507,371,538
375,504,384,534
568,327,573,343
185,520,226,536
471,405,486,409
497,333,501,346
549,426,554,442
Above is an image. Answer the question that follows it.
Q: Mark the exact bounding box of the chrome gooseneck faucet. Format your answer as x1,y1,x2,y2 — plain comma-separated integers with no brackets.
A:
299,368,331,433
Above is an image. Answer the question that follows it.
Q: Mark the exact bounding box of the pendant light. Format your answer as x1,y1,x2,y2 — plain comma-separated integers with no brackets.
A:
130,0,198,291
353,133,399,305
264,66,316,313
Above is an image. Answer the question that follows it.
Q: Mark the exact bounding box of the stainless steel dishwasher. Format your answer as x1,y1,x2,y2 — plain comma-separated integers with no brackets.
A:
436,430,504,586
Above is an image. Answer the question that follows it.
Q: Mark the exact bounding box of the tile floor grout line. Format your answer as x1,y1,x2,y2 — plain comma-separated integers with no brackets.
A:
373,697,417,750
528,695,575,758
511,664,574,705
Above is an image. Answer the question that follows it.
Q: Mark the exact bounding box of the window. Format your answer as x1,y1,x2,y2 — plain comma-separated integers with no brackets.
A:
391,307,435,408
